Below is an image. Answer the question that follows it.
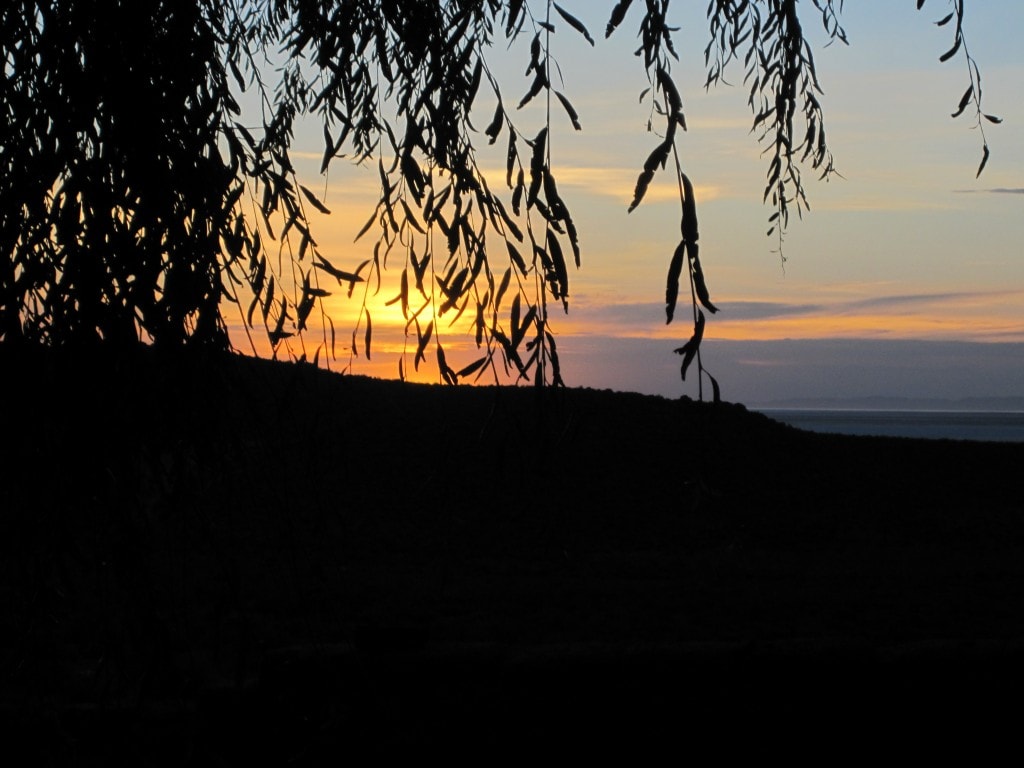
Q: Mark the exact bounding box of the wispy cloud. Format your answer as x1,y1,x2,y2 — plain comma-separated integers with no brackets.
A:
954,188,1024,195
565,289,1024,344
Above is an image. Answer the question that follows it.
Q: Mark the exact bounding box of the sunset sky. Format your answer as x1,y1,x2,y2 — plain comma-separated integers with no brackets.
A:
240,1,1024,406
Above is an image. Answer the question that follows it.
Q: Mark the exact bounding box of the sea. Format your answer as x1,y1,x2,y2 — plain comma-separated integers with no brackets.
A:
756,409,1024,443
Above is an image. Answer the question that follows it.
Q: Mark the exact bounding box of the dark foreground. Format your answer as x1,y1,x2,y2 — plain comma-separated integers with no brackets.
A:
3,347,1023,761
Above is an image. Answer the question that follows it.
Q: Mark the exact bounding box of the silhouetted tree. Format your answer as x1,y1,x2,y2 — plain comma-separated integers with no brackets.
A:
1,1,997,393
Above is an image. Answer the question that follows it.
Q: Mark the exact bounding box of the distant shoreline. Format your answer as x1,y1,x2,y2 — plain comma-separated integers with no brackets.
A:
750,397,1024,412
755,407,1024,442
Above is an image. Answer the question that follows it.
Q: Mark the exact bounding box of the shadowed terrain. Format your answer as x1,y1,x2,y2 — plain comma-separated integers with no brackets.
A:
3,346,1023,760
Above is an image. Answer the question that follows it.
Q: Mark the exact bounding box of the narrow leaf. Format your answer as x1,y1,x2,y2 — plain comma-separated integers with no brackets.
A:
606,0,634,38
681,172,699,243
665,240,686,324
939,35,962,63
553,4,595,46
301,185,331,214
691,249,718,314
673,310,706,381
951,85,972,118
364,311,372,360
456,357,488,379
555,91,582,130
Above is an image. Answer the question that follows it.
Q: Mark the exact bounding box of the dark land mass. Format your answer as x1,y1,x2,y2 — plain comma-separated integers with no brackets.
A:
3,346,1023,761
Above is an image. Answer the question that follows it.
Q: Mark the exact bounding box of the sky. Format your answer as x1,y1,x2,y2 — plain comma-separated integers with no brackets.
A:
238,1,1024,407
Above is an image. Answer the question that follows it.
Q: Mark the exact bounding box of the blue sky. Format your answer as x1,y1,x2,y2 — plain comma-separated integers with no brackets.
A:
244,1,1024,405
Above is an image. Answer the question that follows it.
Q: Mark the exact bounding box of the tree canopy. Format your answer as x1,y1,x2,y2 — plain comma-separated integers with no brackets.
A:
1,1,998,394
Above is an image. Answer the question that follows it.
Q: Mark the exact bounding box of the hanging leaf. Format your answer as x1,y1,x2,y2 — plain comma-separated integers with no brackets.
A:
300,185,331,215
553,4,595,46
415,320,433,371
681,172,699,243
518,68,547,109
506,129,518,186
939,35,961,63
437,344,457,385
364,310,372,360
951,85,972,118
486,102,504,144
495,266,512,310
314,255,364,285
506,0,524,37
705,370,722,403
456,356,488,380
606,0,634,38
976,143,990,178
690,250,719,314
665,240,686,324
673,310,706,381
555,91,582,131
547,229,569,303
399,268,409,318
628,169,654,213
510,293,521,343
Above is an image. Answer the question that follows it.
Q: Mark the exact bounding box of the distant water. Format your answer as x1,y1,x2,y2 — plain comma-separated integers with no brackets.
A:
757,409,1024,443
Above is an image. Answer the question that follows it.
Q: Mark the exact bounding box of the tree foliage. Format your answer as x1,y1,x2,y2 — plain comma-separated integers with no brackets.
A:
0,1,998,394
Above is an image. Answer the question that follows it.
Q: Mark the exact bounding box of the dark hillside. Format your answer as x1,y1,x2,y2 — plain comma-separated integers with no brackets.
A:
3,346,1023,760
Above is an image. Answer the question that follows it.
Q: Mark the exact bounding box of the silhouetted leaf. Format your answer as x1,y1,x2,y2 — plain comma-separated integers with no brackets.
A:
935,12,954,27
706,370,722,403
314,256,364,285
977,143,990,177
606,0,634,38
262,276,275,323
673,310,706,381
984,114,1003,124
506,0,524,37
437,344,457,385
493,269,512,314
555,91,582,130
301,185,331,215
518,69,547,110
415,320,433,371
665,240,685,324
553,4,594,46
628,168,654,213
951,85,972,118
681,172,699,243
456,356,488,380
547,230,569,303
506,130,518,186
939,35,961,62
486,102,504,144
510,293,521,343
364,310,372,360
691,249,718,313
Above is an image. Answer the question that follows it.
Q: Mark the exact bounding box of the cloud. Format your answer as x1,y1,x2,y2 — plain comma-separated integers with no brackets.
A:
839,291,1006,311
566,298,823,334
713,301,823,320
954,188,1024,195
